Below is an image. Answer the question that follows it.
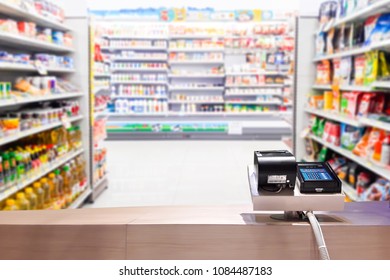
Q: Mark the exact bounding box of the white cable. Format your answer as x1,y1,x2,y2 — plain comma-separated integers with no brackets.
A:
305,211,330,260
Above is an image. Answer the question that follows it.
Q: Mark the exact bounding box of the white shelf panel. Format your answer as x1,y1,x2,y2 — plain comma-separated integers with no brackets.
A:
0,148,84,202
313,45,371,61
93,87,110,94
322,0,390,32
111,81,168,85
225,84,285,88
104,35,168,40
372,81,390,89
68,188,92,209
309,134,390,180
0,115,83,147
312,83,389,92
168,48,224,52
342,180,360,202
168,74,224,78
169,60,224,65
169,100,224,104
359,117,390,132
304,107,362,127
170,35,223,39
111,95,168,100
0,32,74,53
107,111,290,117
225,100,282,105
93,175,108,190
225,92,283,97
111,68,168,73
169,87,224,91
94,111,107,119
0,92,83,108
102,46,167,51
94,74,110,78
0,1,70,31
0,63,75,73
111,57,168,62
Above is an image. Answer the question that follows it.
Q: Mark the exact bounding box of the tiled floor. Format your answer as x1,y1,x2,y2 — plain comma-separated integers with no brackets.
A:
84,140,287,208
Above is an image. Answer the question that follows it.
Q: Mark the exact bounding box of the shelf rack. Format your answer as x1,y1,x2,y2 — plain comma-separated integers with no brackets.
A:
0,63,75,73
0,92,83,108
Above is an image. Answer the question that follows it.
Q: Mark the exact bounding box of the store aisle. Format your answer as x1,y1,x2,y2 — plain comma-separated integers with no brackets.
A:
84,141,288,208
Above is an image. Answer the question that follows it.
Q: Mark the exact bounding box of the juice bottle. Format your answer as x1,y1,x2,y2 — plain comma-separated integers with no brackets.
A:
33,182,44,210
48,173,59,202
2,153,11,185
40,178,51,208
25,187,38,210
54,169,64,198
61,165,72,206
16,192,30,210
16,154,25,180
9,152,17,183
3,199,19,211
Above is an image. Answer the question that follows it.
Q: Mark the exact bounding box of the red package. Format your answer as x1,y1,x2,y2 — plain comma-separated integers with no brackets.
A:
373,94,385,114
356,172,372,197
357,93,376,117
323,122,340,146
341,91,363,117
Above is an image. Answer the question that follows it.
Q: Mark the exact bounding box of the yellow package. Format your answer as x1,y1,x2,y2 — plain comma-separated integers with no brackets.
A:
324,91,333,110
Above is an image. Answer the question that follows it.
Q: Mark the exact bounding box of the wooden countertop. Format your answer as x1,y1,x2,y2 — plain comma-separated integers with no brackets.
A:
0,202,389,260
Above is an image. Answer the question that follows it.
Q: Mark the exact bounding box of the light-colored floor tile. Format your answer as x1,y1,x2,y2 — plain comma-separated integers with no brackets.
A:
84,140,287,208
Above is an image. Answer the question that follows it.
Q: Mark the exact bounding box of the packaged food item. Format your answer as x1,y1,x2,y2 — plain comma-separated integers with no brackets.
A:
312,117,326,137
324,91,333,110
340,57,352,85
332,86,341,113
379,51,390,80
2,199,19,211
327,28,335,54
337,164,349,181
316,32,327,55
381,134,390,166
340,123,365,150
319,1,338,30
318,146,329,162
353,21,365,46
327,157,347,172
316,60,332,85
364,51,379,85
16,192,30,210
333,58,341,84
340,24,353,50
365,13,390,45
323,121,340,146
354,55,365,85
347,162,359,187
356,172,372,197
309,95,324,109
364,15,379,45
362,179,390,201
357,93,376,117
340,91,362,117
353,128,385,158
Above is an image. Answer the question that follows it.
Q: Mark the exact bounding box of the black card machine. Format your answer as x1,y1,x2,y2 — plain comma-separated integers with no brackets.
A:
254,150,296,193
297,162,342,193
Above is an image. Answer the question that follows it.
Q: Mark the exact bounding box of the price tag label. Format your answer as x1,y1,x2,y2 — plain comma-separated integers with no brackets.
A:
34,61,48,75
61,115,71,129
228,122,242,135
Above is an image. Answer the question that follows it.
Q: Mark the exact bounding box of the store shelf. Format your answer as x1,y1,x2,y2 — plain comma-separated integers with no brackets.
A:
168,48,224,52
312,84,380,92
342,180,360,202
0,115,83,147
169,100,224,104
94,74,111,78
111,68,168,73
68,188,92,209
168,74,225,78
226,71,289,76
321,0,390,32
304,107,362,127
94,111,107,119
170,35,223,39
0,92,83,108
0,32,74,53
169,60,224,65
102,46,167,51
169,86,224,91
111,81,168,85
111,57,168,62
308,134,390,180
104,35,168,40
93,86,110,94
0,148,84,202
225,100,282,105
359,117,390,132
372,81,390,89
0,1,70,31
93,175,108,190
225,84,285,88
0,63,75,73
225,92,283,97
91,175,108,202
111,95,168,99
107,111,289,117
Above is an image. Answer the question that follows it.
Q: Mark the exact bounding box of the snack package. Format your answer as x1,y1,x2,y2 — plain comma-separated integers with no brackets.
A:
357,93,376,117
352,21,365,47
340,123,365,150
364,15,379,45
316,60,332,84
319,1,338,30
337,164,349,180
327,157,347,172
340,24,353,50
323,121,340,146
364,51,379,85
340,91,362,117
324,91,333,110
332,87,341,113
318,146,329,162
347,162,359,187
311,116,326,137
353,128,385,158
333,58,341,84
361,179,390,201
356,172,372,197
354,55,365,85
379,51,390,80
365,13,390,45
340,57,352,85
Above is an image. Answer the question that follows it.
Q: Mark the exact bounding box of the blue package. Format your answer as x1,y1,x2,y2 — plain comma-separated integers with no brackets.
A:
365,13,390,46
340,123,365,150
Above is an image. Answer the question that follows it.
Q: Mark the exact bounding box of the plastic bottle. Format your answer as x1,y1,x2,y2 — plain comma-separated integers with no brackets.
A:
0,156,4,189
9,152,17,183
40,178,51,208
48,173,59,203
16,192,30,210
61,165,73,206
33,182,44,210
16,154,25,180
381,135,390,165
25,187,38,210
3,199,19,211
54,169,64,199
2,153,11,185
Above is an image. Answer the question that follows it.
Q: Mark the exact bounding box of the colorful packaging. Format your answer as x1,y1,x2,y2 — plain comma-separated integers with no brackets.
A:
327,28,335,54
309,95,324,109
365,13,390,45
340,57,352,85
337,164,349,181
327,157,347,172
379,51,390,80
356,172,372,197
348,162,359,187
354,55,365,85
340,91,362,117
362,179,390,201
318,146,329,162
364,51,379,85
340,123,365,150
364,15,379,45
353,128,386,158
324,91,333,110
323,121,340,146
333,58,341,84
357,93,376,117
332,87,341,113
316,60,332,85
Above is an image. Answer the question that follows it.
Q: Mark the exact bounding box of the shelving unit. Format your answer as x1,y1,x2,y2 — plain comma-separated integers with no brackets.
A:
296,2,390,202
68,188,92,209
0,1,92,209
